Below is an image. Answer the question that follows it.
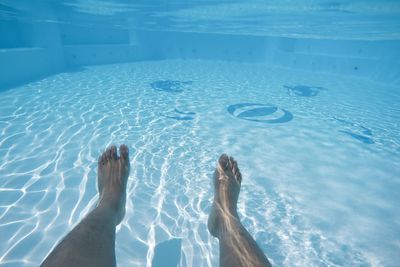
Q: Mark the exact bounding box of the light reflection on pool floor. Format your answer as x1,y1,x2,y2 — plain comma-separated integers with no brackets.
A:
0,60,399,267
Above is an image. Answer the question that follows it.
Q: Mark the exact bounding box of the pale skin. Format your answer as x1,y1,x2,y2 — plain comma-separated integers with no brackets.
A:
41,145,129,267
41,145,271,267
208,154,272,267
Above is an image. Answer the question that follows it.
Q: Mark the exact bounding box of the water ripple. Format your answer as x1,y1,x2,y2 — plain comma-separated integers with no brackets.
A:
0,60,399,267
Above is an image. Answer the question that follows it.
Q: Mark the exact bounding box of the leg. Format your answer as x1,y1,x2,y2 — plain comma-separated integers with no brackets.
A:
208,154,272,267
41,145,130,267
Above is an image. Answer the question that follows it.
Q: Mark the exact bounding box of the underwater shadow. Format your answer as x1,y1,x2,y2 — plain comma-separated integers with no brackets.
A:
150,80,192,93
284,85,325,97
152,238,182,267
339,130,374,144
0,70,61,94
334,117,374,144
63,66,87,73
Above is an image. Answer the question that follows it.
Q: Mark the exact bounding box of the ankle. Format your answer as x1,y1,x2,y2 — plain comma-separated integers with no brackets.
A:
209,200,239,237
97,195,119,214
91,203,119,226
215,198,239,218
216,216,243,239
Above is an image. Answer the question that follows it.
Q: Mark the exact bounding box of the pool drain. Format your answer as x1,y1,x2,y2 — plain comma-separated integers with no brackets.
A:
227,103,293,124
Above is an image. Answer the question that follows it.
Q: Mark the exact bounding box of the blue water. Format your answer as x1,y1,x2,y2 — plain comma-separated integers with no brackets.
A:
1,1,400,267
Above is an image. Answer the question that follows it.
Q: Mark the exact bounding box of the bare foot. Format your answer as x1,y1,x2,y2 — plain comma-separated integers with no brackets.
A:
97,144,130,225
208,154,242,238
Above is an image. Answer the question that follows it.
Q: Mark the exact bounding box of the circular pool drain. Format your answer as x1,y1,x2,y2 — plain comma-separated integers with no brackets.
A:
227,103,293,124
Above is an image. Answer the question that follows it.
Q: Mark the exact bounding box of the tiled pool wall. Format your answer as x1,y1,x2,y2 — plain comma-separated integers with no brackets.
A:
140,31,400,86
0,1,65,91
1,3,400,91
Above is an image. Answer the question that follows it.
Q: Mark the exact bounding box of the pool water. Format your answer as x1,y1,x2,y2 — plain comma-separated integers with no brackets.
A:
1,0,400,266
0,60,399,266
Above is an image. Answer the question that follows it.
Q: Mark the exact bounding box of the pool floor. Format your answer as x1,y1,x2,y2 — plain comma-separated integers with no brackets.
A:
0,60,399,266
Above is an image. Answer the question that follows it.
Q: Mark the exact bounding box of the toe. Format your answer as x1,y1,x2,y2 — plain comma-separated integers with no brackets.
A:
98,155,105,171
229,156,235,169
106,147,113,159
231,159,242,184
106,145,118,159
119,145,130,175
232,159,238,174
119,144,129,160
235,166,242,184
110,145,118,160
218,154,229,170
101,153,107,164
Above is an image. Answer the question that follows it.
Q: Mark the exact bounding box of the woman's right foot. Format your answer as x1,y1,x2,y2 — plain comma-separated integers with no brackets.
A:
208,154,242,238
97,144,130,225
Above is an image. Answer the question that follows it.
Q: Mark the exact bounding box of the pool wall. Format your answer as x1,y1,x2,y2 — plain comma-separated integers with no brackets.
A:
0,2,64,90
140,31,400,85
1,4,400,91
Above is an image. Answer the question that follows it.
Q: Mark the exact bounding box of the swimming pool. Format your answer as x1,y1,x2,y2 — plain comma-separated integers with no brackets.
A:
1,1,400,267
